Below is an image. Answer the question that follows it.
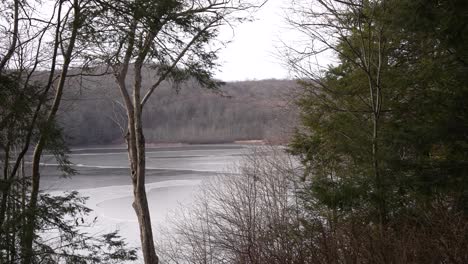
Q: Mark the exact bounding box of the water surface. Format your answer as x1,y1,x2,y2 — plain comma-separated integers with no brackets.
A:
39,144,250,249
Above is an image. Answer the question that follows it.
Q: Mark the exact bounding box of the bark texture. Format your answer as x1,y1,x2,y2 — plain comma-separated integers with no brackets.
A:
115,38,159,262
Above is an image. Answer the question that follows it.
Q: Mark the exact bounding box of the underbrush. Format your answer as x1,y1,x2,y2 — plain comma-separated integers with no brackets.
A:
158,147,467,264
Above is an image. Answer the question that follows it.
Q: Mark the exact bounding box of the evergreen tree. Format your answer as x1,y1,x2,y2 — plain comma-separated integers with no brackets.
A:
288,0,468,238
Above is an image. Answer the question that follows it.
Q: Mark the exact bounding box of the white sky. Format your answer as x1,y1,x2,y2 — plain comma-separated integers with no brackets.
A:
214,0,292,81
2,0,300,82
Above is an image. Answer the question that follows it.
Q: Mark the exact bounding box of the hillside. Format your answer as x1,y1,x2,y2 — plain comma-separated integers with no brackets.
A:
58,71,299,145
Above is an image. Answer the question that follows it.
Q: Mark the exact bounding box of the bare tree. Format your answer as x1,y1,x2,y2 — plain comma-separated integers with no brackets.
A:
0,0,62,231
4,0,88,262
157,147,311,264
1,0,141,260
81,1,264,262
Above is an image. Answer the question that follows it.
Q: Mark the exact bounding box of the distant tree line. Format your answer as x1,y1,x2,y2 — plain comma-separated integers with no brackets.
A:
59,75,298,145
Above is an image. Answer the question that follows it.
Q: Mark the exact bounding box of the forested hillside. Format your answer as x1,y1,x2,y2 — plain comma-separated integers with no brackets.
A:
58,72,298,145
3,0,466,263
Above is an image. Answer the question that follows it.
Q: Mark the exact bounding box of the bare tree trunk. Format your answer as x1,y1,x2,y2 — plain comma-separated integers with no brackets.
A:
122,108,158,264
122,109,158,264
134,98,159,263
113,18,159,260
372,29,386,226
22,1,80,262
105,2,238,262
372,111,386,225
128,61,159,264
133,185,158,263
132,135,158,263
0,142,11,227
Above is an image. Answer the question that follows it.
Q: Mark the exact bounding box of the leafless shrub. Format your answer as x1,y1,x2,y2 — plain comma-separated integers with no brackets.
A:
158,146,312,264
299,204,468,264
157,147,467,264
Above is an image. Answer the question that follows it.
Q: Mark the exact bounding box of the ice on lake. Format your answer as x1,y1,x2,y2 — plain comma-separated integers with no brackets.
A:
39,144,250,249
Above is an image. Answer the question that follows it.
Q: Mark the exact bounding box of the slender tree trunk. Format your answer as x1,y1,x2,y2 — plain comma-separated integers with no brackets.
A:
374,31,386,226
117,75,158,263
0,142,10,227
365,35,386,226
132,131,158,264
133,189,158,263
372,112,386,225
22,1,80,262
130,61,158,263
123,111,158,263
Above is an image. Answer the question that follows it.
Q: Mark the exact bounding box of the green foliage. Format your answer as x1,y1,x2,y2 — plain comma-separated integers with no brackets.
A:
1,190,138,263
79,0,233,92
0,73,39,146
0,72,135,263
290,0,468,223
42,123,76,176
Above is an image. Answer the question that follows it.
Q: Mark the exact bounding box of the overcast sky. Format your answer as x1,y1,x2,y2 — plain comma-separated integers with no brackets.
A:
214,0,292,81
7,0,296,82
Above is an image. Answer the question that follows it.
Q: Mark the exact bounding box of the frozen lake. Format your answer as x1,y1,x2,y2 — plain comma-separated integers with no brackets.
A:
38,144,251,253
